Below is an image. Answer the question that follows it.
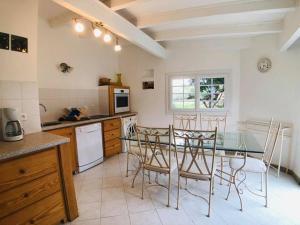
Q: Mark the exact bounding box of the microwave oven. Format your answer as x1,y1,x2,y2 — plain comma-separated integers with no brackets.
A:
99,86,130,115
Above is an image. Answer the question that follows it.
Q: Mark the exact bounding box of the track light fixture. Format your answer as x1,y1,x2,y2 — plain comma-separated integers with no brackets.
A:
73,18,121,52
74,19,84,33
92,22,102,38
114,37,122,52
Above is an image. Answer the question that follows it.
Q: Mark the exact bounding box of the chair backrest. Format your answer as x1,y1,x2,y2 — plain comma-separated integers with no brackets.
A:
135,125,171,170
123,118,138,152
172,126,217,178
199,113,227,133
173,113,197,130
263,121,281,168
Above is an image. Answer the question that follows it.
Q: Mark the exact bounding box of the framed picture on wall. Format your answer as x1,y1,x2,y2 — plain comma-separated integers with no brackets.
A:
11,35,28,53
0,32,9,50
142,69,155,90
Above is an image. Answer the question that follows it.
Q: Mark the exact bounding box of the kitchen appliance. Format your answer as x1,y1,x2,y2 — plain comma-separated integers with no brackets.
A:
75,123,103,172
0,108,23,142
121,115,137,152
114,88,130,114
99,85,130,115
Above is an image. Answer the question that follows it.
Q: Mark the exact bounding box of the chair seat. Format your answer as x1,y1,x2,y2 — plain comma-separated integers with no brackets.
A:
144,155,177,174
229,157,266,173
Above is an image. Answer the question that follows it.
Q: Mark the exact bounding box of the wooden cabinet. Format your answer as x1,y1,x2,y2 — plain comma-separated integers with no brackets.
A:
48,127,78,174
0,148,67,225
103,118,122,157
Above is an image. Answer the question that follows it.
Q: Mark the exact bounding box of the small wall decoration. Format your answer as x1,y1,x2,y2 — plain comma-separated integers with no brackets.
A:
11,35,28,53
59,63,73,73
142,69,155,90
0,32,9,50
257,57,272,73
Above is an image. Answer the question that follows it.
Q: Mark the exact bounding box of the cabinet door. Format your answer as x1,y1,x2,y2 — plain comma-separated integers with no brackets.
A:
48,128,78,173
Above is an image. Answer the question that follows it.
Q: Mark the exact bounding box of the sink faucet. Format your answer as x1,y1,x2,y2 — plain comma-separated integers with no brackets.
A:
39,103,47,112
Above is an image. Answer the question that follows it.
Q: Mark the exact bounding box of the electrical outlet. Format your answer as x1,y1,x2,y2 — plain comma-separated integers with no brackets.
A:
20,113,27,121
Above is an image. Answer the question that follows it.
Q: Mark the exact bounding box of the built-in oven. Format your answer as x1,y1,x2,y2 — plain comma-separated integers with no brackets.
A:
114,88,130,113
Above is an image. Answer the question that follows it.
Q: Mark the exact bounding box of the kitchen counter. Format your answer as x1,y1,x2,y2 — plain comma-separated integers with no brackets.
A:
0,132,69,161
42,112,137,131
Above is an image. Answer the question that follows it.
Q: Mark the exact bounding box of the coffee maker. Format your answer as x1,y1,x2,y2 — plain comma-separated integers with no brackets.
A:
0,108,23,141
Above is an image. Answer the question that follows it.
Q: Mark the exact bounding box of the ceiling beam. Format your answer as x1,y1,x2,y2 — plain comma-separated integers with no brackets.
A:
153,23,283,41
280,6,300,51
137,0,296,29
104,0,139,11
52,0,166,58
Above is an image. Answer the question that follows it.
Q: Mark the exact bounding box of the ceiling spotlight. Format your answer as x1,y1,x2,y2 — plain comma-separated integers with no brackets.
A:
92,23,102,37
74,19,84,33
114,38,122,52
103,31,112,43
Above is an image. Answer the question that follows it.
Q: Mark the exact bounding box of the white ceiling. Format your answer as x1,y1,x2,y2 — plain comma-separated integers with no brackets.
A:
42,0,299,57
110,0,296,41
120,0,239,16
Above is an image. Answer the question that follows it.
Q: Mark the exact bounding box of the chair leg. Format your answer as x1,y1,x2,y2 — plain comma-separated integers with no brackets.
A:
132,162,141,188
220,157,224,185
176,175,180,210
126,153,129,177
208,178,213,217
260,173,263,192
141,167,145,200
226,169,234,200
212,176,215,195
167,172,171,207
148,170,151,184
265,172,268,208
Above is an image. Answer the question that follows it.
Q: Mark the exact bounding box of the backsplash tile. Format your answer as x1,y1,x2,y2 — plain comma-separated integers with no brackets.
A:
0,80,41,134
39,88,99,122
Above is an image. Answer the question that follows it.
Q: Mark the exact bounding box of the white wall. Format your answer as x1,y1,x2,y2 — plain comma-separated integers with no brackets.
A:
119,39,244,129
37,5,120,121
0,0,41,134
240,35,300,176
37,17,119,89
0,0,38,81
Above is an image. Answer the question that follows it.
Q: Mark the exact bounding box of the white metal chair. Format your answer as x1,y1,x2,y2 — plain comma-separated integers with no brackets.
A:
199,113,227,184
226,120,281,209
173,113,197,130
172,126,218,217
124,118,139,178
135,125,175,207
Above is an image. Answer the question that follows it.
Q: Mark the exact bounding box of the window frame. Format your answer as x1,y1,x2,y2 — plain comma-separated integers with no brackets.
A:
166,70,230,113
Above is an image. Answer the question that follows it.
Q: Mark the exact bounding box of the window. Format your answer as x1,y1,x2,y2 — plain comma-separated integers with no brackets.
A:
168,73,227,112
171,78,195,110
199,78,224,109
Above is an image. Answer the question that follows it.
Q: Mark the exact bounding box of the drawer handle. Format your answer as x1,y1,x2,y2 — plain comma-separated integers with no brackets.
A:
19,169,26,174
23,193,29,198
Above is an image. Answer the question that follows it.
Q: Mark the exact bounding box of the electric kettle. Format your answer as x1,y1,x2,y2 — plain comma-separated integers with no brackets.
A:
0,108,23,141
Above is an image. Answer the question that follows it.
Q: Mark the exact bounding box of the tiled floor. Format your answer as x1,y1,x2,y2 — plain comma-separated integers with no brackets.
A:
67,153,300,225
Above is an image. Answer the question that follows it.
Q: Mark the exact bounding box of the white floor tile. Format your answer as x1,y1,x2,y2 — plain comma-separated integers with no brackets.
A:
100,215,131,225
130,210,163,225
71,154,300,225
101,199,128,217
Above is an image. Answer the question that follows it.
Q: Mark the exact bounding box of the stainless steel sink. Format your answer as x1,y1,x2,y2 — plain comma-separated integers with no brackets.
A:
41,121,62,127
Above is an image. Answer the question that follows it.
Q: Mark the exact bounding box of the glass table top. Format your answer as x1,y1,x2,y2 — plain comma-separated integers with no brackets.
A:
120,131,264,154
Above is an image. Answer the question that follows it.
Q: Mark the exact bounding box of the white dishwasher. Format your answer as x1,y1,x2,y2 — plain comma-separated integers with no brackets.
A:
75,123,103,172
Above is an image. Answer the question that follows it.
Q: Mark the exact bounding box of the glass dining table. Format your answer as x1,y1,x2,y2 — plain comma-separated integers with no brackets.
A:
120,130,264,211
